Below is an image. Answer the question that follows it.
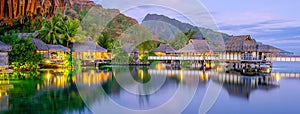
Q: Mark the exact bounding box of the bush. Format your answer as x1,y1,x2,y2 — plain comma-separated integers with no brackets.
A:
64,53,82,68
11,62,40,71
0,33,44,70
141,55,148,63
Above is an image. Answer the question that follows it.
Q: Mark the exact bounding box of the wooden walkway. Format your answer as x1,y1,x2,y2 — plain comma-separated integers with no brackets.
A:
149,55,300,62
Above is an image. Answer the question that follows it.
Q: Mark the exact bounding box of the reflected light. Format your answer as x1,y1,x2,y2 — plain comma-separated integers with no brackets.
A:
138,69,144,80
180,70,184,81
37,84,40,91
276,74,281,82
155,64,163,70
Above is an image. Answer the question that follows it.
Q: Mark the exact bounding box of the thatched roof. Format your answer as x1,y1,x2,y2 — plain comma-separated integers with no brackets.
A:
18,33,49,50
0,41,11,51
70,37,107,52
31,38,49,50
122,43,138,53
152,44,176,53
48,45,71,52
226,35,257,52
18,33,39,38
177,39,211,53
257,44,281,53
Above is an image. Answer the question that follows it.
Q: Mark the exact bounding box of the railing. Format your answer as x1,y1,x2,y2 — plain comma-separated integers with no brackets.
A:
148,56,220,61
149,54,300,62
267,56,300,62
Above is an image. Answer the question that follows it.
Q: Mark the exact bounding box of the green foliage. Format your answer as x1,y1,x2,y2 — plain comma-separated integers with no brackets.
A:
11,62,40,71
169,32,189,50
59,17,85,47
169,28,198,50
180,61,193,68
39,16,85,46
0,18,43,35
184,28,198,40
3,70,42,79
98,31,116,52
141,55,149,63
64,53,82,68
136,40,160,52
0,33,43,70
39,16,64,44
114,50,129,64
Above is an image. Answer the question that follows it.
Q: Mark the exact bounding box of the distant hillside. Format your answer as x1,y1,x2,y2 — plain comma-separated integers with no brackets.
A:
142,14,231,42
66,0,139,39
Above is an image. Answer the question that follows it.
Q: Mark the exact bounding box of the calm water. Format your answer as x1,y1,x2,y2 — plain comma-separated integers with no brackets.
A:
1,62,300,114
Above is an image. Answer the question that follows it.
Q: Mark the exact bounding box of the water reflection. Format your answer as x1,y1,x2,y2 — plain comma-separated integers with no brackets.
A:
0,69,88,114
0,62,299,113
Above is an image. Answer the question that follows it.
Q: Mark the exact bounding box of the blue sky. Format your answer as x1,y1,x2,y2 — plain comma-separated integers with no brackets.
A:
96,0,300,54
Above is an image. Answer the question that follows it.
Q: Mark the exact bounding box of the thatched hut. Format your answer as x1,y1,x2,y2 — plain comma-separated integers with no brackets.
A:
225,35,257,60
177,39,211,55
0,41,11,69
18,33,49,58
123,43,138,53
48,44,71,60
69,37,109,61
122,43,139,61
257,43,281,60
152,44,176,56
18,33,71,61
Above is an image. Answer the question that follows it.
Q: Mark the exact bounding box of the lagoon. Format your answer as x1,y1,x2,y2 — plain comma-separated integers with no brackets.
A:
0,62,300,114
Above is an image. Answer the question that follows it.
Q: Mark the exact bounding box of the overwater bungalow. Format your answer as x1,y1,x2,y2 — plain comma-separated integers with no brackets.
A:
0,41,11,70
177,39,211,56
225,35,257,60
69,37,110,62
152,44,177,56
257,43,281,60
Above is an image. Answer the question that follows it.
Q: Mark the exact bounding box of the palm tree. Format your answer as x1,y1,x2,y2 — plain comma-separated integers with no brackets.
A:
39,17,64,44
184,28,198,42
98,31,115,52
59,18,83,47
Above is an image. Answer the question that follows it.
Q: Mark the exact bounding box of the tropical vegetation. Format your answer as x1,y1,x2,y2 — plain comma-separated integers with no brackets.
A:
0,33,43,70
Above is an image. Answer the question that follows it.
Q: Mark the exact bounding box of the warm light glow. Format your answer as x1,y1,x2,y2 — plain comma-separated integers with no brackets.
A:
78,71,111,85
206,62,210,68
37,84,40,91
46,71,52,80
155,63,163,70
217,67,223,72
266,68,270,73
138,69,144,80
46,60,51,64
154,52,164,56
180,70,184,81
276,74,281,82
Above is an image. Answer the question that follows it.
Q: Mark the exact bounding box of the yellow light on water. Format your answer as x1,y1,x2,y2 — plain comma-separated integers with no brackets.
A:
155,64,163,70
180,70,184,81
200,74,204,80
37,84,40,91
46,71,52,80
266,68,270,73
275,74,281,82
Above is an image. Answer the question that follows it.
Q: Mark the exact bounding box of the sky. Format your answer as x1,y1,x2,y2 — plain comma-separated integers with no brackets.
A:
94,0,300,54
